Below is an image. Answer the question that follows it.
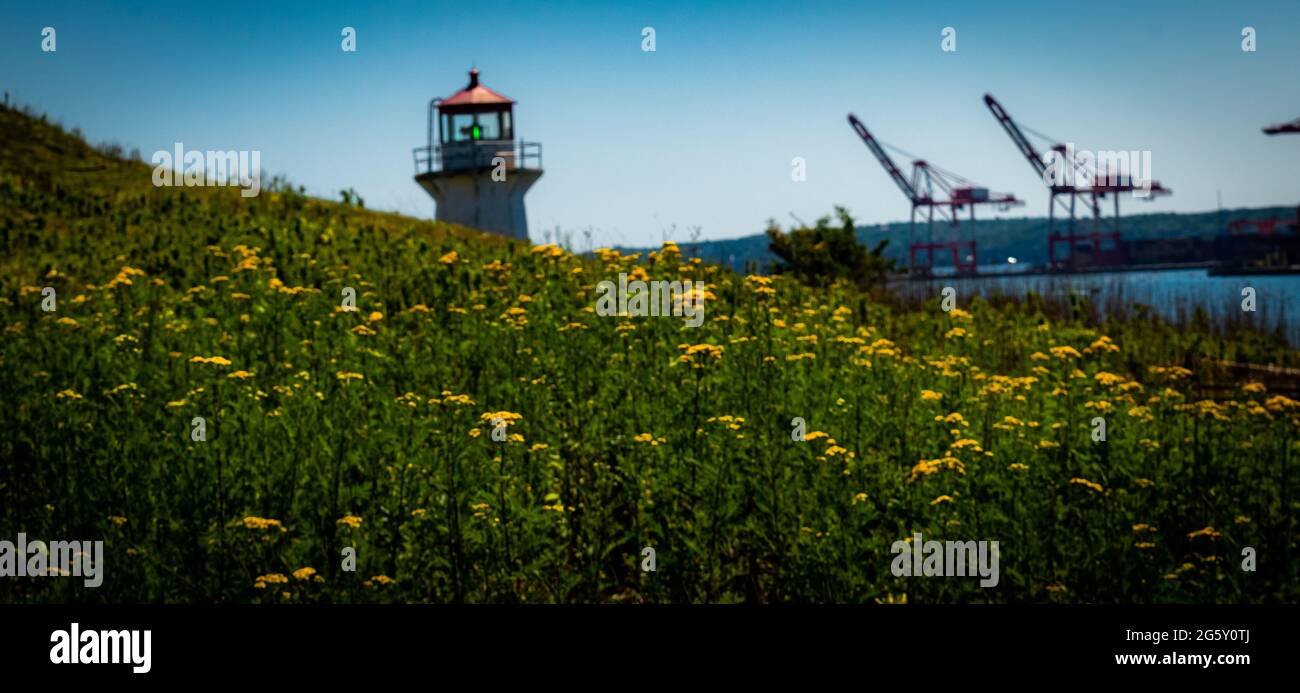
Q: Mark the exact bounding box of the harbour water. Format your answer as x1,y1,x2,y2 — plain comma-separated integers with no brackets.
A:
891,269,1298,344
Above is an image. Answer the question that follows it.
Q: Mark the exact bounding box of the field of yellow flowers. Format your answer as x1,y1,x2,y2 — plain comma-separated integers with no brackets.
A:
2,104,1298,603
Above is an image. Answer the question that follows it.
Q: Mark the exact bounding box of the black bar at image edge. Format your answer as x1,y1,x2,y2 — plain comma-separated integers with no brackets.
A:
0,604,1287,679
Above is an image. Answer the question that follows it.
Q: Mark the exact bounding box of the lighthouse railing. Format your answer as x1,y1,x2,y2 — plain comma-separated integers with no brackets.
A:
412,140,542,175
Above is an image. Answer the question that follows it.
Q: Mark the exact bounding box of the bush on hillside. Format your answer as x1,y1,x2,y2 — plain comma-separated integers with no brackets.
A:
766,206,894,289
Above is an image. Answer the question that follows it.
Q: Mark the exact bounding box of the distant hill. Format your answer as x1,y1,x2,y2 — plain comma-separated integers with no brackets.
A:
639,206,1300,273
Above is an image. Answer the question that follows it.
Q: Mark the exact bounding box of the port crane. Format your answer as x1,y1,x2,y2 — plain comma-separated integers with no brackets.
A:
847,113,1021,276
1230,116,1300,236
983,94,1170,271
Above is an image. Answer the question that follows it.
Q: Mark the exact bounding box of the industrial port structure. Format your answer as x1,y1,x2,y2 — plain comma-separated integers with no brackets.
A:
850,97,1299,277
847,113,1022,277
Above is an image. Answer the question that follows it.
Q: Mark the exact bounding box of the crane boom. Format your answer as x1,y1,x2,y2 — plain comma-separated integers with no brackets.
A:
1264,117,1300,135
848,113,919,203
983,94,1046,179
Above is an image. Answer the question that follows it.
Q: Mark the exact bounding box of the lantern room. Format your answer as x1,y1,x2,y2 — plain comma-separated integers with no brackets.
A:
436,68,515,169
441,69,512,137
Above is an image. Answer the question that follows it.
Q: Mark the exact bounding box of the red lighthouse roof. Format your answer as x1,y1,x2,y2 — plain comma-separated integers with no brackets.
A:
440,68,515,110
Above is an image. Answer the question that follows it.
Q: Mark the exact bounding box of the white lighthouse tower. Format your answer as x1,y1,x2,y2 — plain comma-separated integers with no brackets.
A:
413,68,543,240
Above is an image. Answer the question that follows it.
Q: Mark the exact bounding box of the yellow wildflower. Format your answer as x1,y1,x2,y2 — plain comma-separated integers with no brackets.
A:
1049,345,1081,360
337,515,362,529
1069,478,1104,493
242,516,287,532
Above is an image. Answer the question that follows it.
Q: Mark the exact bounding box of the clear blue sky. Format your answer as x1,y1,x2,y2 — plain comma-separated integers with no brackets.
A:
3,0,1298,247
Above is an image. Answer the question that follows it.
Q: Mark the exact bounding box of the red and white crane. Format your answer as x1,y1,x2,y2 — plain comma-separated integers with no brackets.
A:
847,113,1021,276
983,93,1170,271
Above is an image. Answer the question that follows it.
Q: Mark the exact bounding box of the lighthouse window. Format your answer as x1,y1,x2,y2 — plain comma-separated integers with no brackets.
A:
502,111,512,139
477,113,501,140
450,113,475,142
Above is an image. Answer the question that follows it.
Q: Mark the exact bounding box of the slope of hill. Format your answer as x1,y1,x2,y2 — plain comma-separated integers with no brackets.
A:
2,104,1298,604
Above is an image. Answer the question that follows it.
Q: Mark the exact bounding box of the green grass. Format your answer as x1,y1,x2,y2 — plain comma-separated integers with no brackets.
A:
1,104,1297,603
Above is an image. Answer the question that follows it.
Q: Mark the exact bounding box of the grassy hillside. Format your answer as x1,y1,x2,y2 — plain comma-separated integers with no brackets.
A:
2,104,1298,603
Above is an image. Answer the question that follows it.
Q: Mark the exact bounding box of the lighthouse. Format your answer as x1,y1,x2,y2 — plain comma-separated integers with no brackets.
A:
413,69,543,240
